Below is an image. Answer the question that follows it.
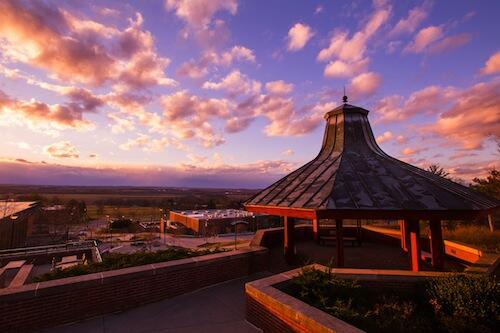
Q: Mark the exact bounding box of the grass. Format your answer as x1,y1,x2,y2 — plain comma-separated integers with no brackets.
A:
86,205,163,219
443,225,500,253
33,247,224,282
372,223,500,253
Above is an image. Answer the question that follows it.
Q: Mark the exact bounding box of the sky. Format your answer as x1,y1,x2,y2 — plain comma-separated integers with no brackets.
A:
0,0,499,188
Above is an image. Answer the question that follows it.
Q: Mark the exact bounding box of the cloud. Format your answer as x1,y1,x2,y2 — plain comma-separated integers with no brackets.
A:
177,45,256,80
323,58,369,78
317,5,390,63
203,70,261,97
265,80,294,95
161,90,231,147
480,50,500,75
428,33,471,54
287,23,314,52
282,149,294,156
376,79,499,150
165,0,237,48
390,1,432,36
44,141,80,159
0,157,294,188
315,5,323,14
404,25,443,53
375,85,457,122
165,0,237,29
349,72,382,99
317,3,390,78
0,1,175,88
376,131,393,144
0,88,96,133
400,147,427,156
424,79,500,150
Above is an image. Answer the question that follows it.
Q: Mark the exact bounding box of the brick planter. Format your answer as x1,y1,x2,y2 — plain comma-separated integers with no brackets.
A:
246,264,449,333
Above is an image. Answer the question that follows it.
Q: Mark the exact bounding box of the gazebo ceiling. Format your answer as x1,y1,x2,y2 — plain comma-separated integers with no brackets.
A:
245,101,499,220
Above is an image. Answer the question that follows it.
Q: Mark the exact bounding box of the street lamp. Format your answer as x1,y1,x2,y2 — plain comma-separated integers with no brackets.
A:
230,220,248,250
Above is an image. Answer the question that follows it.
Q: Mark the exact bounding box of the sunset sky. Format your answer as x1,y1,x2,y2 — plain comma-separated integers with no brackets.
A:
0,0,499,188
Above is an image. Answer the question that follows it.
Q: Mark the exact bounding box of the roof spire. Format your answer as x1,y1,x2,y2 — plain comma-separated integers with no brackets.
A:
342,86,348,104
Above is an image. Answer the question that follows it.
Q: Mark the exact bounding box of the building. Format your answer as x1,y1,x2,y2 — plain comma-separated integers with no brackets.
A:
167,209,266,236
0,201,41,249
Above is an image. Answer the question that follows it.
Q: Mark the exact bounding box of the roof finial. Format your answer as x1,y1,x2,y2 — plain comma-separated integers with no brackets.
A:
342,86,348,104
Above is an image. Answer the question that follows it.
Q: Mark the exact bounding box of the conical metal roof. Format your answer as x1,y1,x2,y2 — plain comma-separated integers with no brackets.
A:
245,103,499,220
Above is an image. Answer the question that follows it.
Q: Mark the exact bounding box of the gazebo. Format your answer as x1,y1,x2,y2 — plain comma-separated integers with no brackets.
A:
244,96,499,271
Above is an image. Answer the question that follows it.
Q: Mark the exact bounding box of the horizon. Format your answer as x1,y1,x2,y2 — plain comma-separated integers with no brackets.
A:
0,0,499,188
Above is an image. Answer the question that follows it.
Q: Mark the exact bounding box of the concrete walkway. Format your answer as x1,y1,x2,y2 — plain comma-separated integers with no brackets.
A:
43,274,267,333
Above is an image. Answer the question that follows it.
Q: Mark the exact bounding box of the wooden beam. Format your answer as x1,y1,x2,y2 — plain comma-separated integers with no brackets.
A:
429,220,445,270
316,209,487,221
399,220,407,251
244,205,316,219
284,217,295,263
335,219,344,267
488,214,495,232
312,218,319,242
405,219,421,272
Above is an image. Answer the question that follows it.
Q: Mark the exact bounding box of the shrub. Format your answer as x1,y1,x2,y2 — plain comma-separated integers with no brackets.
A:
426,274,499,333
34,247,223,282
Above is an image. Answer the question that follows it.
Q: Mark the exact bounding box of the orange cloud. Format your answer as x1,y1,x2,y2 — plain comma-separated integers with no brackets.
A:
0,1,174,88
44,141,80,159
480,51,500,75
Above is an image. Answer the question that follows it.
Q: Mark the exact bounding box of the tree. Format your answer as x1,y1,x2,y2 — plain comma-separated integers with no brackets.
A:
470,169,500,200
427,164,450,178
470,169,500,232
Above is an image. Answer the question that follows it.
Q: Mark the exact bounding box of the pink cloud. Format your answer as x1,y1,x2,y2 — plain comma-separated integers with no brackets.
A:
287,23,315,52
376,131,393,144
375,85,457,122
428,33,471,54
404,25,444,53
0,89,95,133
425,79,500,150
202,70,261,97
349,72,382,99
390,1,432,36
265,80,294,95
480,50,500,75
165,0,237,29
0,1,174,88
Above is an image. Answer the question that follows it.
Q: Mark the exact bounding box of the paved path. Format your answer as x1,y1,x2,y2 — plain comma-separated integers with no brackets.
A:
44,274,267,333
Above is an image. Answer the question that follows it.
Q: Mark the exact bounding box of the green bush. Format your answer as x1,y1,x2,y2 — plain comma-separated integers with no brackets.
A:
426,274,499,333
34,248,224,282
289,268,499,333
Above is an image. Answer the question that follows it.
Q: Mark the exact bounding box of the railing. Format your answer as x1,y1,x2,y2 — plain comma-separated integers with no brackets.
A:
0,241,96,259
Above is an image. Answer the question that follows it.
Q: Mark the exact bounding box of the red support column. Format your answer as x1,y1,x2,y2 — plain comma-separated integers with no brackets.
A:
335,219,344,267
284,217,295,263
399,220,407,251
429,220,445,270
312,219,319,242
406,219,421,272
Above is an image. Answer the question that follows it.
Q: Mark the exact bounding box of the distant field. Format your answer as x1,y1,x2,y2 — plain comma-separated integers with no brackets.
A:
86,205,165,220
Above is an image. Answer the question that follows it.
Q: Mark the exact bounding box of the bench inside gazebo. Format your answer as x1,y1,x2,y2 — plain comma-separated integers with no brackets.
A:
245,97,499,272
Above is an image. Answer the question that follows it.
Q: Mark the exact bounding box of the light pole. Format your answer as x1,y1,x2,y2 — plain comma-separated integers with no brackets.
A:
231,220,248,250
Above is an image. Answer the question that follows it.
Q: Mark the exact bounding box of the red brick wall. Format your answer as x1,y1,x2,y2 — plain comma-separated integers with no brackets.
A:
0,247,268,333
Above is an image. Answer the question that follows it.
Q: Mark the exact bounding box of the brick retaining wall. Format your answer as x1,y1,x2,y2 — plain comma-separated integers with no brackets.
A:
0,247,268,332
